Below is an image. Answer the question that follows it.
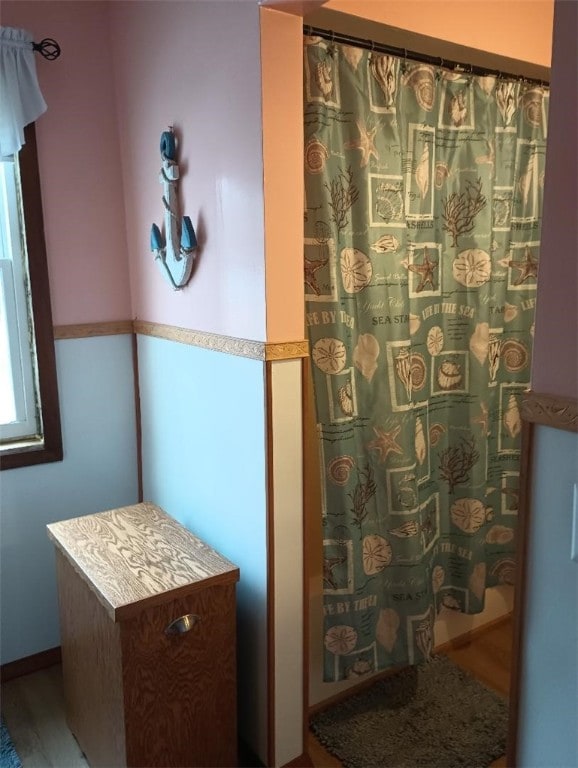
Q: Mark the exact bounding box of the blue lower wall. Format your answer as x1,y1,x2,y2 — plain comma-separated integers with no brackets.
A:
0,335,138,664
1,332,269,759
518,424,578,766
137,334,268,760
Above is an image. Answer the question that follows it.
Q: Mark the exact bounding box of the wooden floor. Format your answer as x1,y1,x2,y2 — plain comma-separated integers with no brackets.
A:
1,665,89,768
1,618,511,768
308,617,512,768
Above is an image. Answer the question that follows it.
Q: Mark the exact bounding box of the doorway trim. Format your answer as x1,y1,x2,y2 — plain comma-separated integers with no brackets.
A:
507,390,578,765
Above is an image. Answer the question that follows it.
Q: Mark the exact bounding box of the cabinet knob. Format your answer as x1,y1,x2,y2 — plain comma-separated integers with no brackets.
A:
165,613,200,636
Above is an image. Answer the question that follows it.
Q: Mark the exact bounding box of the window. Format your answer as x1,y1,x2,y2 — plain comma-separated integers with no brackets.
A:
0,123,61,469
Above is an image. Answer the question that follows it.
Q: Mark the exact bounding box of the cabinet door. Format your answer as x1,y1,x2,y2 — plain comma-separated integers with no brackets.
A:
120,583,237,768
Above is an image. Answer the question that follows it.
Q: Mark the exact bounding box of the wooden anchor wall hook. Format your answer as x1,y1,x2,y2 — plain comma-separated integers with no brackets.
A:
150,128,197,290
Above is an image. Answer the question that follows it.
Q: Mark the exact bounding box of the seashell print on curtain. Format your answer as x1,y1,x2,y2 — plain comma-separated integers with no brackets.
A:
304,36,549,681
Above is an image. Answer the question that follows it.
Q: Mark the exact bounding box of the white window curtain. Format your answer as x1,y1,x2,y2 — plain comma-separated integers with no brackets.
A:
0,26,47,158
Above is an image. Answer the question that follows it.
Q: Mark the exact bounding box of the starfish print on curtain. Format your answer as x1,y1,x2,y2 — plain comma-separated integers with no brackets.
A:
509,245,539,285
344,120,379,167
405,248,439,292
304,35,549,681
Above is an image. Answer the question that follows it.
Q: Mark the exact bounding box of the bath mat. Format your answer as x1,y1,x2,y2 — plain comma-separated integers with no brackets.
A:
310,654,508,768
0,716,22,768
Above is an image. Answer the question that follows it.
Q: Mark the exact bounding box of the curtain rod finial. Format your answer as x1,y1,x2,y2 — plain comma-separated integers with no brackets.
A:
32,38,61,61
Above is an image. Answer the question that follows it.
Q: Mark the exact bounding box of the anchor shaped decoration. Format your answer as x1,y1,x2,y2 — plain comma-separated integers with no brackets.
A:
150,128,197,290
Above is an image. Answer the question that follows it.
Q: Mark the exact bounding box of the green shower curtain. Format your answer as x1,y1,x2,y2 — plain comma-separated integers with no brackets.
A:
303,36,549,682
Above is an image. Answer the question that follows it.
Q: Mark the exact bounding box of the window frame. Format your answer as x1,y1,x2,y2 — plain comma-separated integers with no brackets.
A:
0,161,41,441
0,123,62,470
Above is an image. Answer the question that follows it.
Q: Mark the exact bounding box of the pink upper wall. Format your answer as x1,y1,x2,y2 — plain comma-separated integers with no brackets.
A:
324,0,554,67
1,1,131,326
109,1,266,340
531,0,577,398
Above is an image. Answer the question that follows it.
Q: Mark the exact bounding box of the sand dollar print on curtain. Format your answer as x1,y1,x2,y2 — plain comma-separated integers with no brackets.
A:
303,36,549,681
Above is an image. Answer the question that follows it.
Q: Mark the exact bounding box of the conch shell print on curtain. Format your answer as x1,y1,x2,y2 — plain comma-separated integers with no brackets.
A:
304,35,549,681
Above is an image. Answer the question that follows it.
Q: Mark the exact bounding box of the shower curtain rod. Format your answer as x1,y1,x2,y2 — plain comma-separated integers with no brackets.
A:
304,25,549,87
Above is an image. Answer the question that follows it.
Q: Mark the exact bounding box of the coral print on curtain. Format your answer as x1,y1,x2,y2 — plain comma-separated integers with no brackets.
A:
303,36,549,682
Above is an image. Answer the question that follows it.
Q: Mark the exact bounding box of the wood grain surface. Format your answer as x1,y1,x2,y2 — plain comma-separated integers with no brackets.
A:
0,665,90,768
121,584,238,767
521,390,578,432
51,508,240,767
56,550,126,768
134,320,267,360
53,321,133,339
47,503,239,621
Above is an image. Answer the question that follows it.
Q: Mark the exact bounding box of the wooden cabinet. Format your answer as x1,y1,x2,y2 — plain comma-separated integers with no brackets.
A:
47,503,239,768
